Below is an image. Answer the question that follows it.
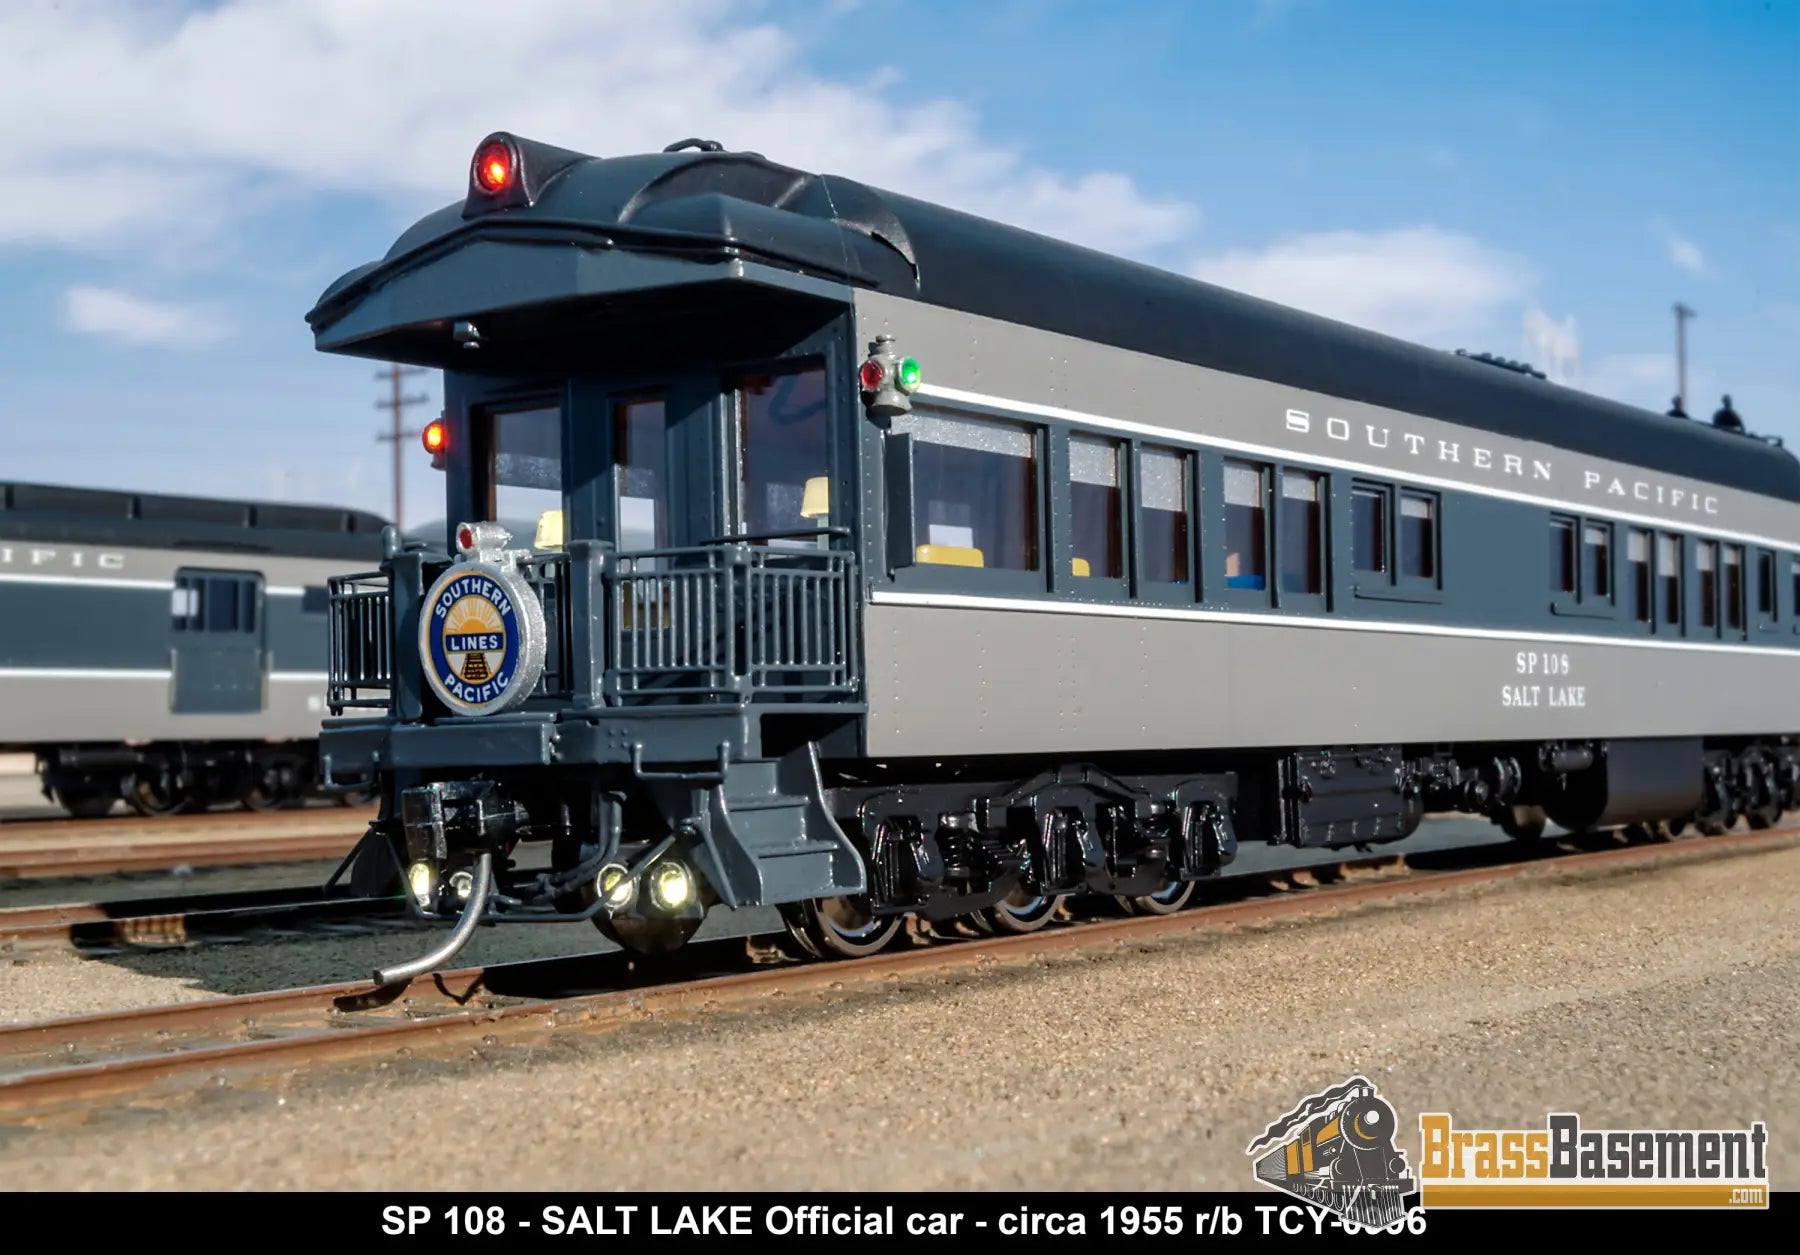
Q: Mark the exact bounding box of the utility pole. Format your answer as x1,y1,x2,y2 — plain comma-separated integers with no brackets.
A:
1673,303,1696,415
374,365,429,530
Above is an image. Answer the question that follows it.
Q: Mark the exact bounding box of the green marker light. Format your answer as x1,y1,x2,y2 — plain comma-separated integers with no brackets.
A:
897,357,922,394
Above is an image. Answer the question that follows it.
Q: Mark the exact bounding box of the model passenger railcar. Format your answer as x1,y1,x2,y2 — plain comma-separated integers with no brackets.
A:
0,481,385,815
308,133,1800,973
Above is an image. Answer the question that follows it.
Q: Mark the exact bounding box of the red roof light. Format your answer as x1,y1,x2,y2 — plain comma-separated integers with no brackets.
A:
473,141,514,194
422,419,447,455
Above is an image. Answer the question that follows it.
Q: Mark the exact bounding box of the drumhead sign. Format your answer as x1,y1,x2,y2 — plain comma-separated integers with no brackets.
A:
420,526,545,716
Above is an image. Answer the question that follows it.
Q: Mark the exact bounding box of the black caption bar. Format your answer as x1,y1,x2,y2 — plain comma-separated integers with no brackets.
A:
7,1191,1794,1245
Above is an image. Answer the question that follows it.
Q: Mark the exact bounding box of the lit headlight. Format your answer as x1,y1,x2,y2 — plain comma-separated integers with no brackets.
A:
449,869,475,902
648,860,694,912
406,861,437,909
595,863,636,912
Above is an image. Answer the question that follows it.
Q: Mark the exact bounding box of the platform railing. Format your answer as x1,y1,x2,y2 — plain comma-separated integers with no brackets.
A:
327,541,859,717
325,570,393,713
604,544,860,705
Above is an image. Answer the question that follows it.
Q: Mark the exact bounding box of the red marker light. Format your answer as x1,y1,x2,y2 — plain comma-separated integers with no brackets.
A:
474,141,514,193
421,419,447,455
456,523,476,553
859,359,886,392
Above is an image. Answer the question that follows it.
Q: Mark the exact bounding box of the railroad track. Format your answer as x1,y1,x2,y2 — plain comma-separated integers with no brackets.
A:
1,824,1794,1123
0,886,411,956
0,808,371,881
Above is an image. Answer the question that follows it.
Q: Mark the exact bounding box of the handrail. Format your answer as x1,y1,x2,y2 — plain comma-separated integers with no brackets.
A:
697,526,851,545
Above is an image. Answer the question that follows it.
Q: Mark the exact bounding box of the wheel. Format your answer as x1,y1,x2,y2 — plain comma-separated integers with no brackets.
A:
595,913,703,955
780,897,904,959
977,885,1062,934
127,765,195,817
1498,804,1547,841
239,761,299,812
1697,816,1734,837
54,788,116,819
1118,878,1196,916
1745,801,1783,831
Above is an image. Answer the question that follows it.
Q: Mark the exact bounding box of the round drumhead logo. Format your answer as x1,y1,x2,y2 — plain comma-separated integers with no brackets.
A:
420,561,544,715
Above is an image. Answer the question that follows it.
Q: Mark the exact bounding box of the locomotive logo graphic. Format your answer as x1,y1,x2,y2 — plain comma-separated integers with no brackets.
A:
419,523,545,717
1247,1076,1418,1230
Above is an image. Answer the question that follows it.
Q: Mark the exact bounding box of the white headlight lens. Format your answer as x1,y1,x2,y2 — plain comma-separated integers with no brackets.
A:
596,863,635,911
406,861,436,908
449,869,475,901
649,860,694,912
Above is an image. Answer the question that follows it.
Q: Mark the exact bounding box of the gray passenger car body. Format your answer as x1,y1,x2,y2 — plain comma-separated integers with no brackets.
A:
0,482,386,814
305,133,1800,955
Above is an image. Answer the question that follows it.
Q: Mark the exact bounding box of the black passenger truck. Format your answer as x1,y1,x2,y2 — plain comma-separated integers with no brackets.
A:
313,133,1800,980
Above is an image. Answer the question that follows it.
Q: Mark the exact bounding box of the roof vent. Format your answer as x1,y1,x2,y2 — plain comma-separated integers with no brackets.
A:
1454,349,1546,380
1712,394,1744,434
663,138,725,153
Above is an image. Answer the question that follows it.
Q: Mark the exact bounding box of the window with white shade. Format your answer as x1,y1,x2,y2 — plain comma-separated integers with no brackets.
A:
1223,459,1268,591
1138,447,1190,584
1069,435,1122,578
1278,470,1324,596
897,408,1040,571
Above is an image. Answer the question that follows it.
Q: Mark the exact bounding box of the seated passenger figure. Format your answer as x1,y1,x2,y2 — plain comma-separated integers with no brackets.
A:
1225,549,1265,590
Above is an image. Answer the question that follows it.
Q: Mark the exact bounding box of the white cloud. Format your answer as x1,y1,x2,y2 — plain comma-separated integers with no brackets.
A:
63,285,226,347
0,0,1195,258
1652,216,1709,277
1191,227,1535,342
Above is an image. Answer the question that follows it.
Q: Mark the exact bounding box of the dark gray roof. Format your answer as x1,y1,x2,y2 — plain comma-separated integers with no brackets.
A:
309,134,1800,503
0,481,388,561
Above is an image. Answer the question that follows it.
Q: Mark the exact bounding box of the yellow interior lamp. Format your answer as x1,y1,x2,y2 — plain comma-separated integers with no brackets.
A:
800,477,830,521
1071,557,1091,577
915,544,985,567
534,509,565,551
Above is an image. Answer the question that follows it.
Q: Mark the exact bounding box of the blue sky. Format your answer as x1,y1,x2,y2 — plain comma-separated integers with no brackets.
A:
1,0,1795,528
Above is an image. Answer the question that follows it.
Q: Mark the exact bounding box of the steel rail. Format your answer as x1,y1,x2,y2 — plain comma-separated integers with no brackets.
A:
1,824,1794,1121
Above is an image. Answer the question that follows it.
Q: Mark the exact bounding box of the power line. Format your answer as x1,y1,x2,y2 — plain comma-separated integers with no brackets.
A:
374,365,429,529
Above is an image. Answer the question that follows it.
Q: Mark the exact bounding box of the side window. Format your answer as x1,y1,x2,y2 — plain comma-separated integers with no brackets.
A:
614,397,669,551
1723,544,1745,633
1658,534,1683,631
1756,551,1778,623
1068,435,1123,579
1398,491,1438,585
1627,529,1652,625
1550,516,1578,595
1222,459,1268,591
173,571,260,635
903,409,1041,572
1792,556,1800,629
1351,485,1387,575
1278,469,1325,596
1137,446,1192,586
1582,522,1612,603
1696,540,1718,630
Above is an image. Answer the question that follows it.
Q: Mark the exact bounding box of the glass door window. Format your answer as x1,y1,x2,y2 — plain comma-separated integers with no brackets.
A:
479,403,563,551
735,365,829,542
613,397,668,551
